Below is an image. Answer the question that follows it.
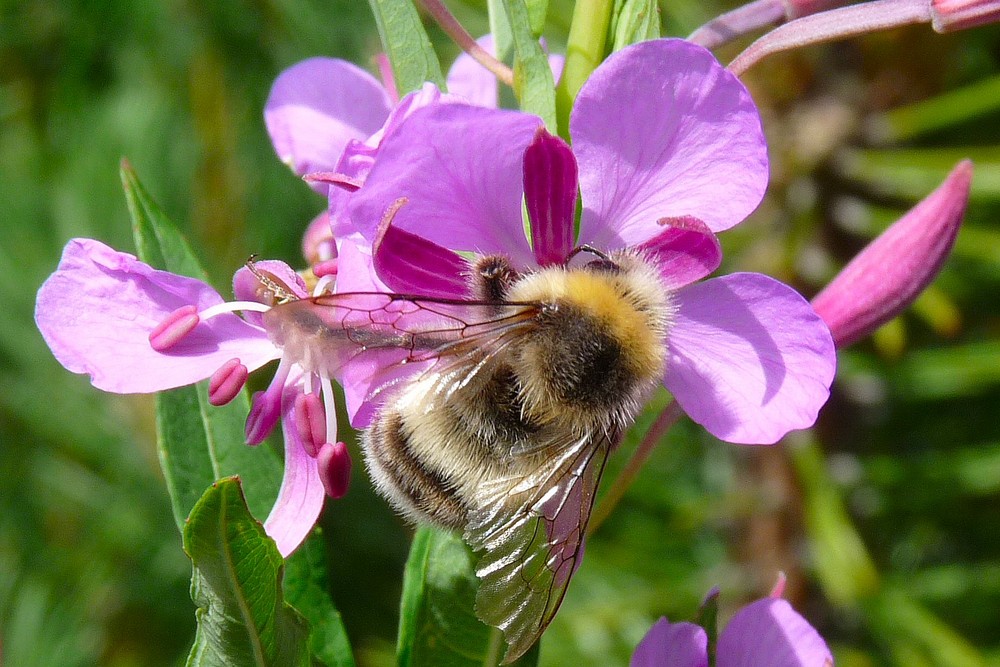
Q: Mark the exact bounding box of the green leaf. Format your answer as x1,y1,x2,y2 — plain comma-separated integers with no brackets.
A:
524,0,549,35
183,477,310,667
488,0,515,63
502,0,557,130
121,161,281,530
367,0,445,95
608,0,659,52
834,146,1000,201
285,532,356,667
396,526,541,667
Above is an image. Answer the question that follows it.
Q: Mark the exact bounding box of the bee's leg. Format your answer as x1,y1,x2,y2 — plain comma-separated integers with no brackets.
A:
470,255,519,303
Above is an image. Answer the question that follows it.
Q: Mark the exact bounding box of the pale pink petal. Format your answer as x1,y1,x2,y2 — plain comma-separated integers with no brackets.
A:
35,238,278,394
631,617,709,667
232,259,309,329
263,375,326,557
347,103,543,268
446,35,564,107
447,34,500,107
718,598,833,667
665,273,835,444
635,216,722,290
333,83,452,187
265,58,392,180
573,38,768,248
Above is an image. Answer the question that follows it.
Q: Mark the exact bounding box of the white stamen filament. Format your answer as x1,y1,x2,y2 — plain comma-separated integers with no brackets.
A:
199,300,271,321
320,375,337,442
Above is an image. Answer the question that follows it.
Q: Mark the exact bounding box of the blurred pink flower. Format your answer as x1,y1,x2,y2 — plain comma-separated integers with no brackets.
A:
632,596,833,667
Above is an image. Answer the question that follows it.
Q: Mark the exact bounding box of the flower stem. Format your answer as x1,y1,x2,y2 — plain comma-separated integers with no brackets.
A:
555,0,613,137
417,0,514,86
588,401,683,535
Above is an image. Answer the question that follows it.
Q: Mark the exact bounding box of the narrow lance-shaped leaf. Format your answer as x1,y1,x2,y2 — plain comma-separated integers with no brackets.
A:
121,161,281,530
367,0,446,95
284,531,356,667
502,0,558,131
397,526,540,667
184,477,310,667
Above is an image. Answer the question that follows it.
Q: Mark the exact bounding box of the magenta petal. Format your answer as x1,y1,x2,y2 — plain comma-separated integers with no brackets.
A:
265,58,392,181
372,198,470,297
524,128,577,266
35,239,278,393
263,379,326,557
812,159,971,347
665,273,835,445
573,39,767,248
635,216,722,290
347,104,543,267
631,618,709,667
718,598,833,667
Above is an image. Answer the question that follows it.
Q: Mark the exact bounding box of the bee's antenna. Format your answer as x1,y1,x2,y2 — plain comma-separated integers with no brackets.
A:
567,244,612,263
245,254,297,304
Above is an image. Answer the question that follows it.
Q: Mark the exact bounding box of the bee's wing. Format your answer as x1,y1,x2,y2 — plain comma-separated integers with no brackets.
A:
267,291,541,405
466,427,617,663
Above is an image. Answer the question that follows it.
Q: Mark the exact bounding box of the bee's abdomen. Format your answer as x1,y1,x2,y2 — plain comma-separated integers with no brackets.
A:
364,410,469,529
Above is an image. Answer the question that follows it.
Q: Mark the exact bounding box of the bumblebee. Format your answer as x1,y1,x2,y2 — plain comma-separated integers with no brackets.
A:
262,247,672,662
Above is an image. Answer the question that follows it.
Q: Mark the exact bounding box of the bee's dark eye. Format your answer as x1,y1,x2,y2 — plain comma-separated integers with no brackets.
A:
585,259,621,274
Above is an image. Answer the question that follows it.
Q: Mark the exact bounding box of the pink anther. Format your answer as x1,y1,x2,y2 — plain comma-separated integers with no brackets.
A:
294,392,328,458
148,305,199,351
318,441,351,499
208,358,248,406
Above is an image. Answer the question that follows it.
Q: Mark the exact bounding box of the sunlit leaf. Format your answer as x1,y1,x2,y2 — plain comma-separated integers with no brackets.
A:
367,0,446,95
184,477,310,667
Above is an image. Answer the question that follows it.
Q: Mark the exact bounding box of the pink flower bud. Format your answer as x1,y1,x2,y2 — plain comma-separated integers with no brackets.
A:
318,441,351,499
930,0,1000,31
301,210,336,266
812,160,972,348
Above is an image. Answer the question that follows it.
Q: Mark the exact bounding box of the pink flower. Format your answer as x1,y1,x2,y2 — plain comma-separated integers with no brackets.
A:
34,239,350,557
631,597,833,667
343,38,836,445
264,40,563,246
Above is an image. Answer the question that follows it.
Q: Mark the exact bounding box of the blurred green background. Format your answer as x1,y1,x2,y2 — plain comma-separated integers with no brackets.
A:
3,1,1000,665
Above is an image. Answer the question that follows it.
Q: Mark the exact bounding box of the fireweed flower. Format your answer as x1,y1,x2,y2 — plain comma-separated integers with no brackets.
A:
34,239,349,556
342,38,836,444
631,595,834,666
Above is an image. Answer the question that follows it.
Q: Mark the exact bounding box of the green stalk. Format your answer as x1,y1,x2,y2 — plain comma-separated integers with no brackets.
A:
555,0,613,137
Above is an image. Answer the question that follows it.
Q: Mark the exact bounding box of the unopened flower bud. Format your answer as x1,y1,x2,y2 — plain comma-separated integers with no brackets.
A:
812,160,972,347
